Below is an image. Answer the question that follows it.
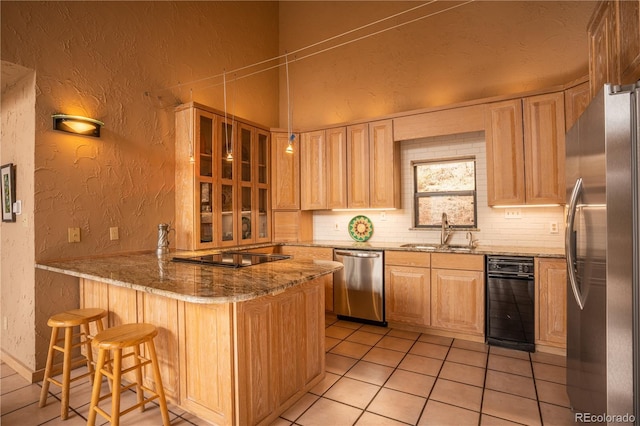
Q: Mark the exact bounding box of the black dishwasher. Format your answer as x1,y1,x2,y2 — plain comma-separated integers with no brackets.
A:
486,256,535,352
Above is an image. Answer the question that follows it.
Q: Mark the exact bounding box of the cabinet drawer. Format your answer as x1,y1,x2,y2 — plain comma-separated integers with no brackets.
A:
385,251,430,267
431,253,484,271
281,245,333,261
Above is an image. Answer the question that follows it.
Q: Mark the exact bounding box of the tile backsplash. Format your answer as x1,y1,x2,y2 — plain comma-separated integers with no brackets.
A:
312,131,565,249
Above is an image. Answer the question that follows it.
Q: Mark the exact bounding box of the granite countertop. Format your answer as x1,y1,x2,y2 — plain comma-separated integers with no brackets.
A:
288,240,566,258
36,251,342,304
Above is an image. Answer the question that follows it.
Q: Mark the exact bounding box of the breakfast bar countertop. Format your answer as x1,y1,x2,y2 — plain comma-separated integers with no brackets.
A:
35,251,343,304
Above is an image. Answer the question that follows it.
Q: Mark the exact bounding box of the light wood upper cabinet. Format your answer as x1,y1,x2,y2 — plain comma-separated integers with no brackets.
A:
485,99,526,205
369,119,400,209
346,123,370,209
271,132,300,210
300,130,327,210
535,258,567,350
523,92,566,205
589,1,618,98
326,127,348,209
588,0,640,95
175,103,270,249
618,0,640,83
564,81,591,131
346,120,400,209
485,92,565,206
300,127,347,210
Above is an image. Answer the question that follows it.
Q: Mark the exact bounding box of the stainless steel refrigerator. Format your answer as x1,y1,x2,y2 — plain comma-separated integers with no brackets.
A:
565,83,639,424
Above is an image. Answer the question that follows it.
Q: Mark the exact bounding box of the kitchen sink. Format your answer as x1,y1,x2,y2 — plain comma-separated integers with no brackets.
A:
444,245,474,252
400,243,474,252
400,243,439,250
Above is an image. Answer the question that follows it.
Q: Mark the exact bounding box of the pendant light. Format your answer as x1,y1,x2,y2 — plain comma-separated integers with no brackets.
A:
223,70,233,162
285,54,295,154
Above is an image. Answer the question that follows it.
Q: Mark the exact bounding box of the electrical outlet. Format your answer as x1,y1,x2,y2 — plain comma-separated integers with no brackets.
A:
504,209,522,219
380,211,387,221
110,227,119,240
334,222,340,231
68,227,81,243
549,222,559,234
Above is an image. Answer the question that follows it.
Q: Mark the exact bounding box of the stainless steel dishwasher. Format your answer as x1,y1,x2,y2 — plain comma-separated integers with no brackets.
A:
333,249,386,326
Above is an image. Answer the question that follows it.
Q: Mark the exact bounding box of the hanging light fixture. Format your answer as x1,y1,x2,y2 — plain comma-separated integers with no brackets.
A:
285,53,295,154
52,114,104,137
223,70,233,162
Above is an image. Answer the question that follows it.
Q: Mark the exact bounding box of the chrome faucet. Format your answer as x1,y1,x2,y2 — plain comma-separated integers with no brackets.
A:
440,212,453,246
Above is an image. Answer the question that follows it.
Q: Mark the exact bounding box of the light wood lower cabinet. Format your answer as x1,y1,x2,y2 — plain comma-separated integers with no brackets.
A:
280,245,334,312
80,277,324,426
385,251,431,326
430,253,485,337
535,258,567,352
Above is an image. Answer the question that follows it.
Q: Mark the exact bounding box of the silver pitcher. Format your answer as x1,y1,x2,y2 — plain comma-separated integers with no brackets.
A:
156,223,171,256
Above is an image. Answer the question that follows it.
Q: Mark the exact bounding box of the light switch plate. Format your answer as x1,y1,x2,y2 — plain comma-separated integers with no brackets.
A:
110,227,119,240
504,209,522,219
68,227,81,243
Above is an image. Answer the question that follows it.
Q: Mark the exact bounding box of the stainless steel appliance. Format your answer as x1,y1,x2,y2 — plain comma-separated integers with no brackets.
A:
172,251,290,268
565,83,639,424
333,249,386,326
486,255,535,352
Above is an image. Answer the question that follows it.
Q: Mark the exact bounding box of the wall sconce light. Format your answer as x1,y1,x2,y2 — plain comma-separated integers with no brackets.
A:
52,114,104,137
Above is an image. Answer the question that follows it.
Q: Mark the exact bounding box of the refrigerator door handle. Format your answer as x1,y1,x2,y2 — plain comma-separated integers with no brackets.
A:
565,177,585,310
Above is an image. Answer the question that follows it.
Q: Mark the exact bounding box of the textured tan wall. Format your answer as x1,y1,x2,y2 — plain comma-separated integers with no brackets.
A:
1,64,37,369
278,1,595,128
1,1,279,371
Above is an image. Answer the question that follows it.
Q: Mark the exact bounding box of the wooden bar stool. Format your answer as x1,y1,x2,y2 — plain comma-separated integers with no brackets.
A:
39,307,107,420
88,323,170,426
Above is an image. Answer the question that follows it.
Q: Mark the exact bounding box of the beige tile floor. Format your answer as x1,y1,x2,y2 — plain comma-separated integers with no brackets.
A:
1,314,574,425
274,314,574,426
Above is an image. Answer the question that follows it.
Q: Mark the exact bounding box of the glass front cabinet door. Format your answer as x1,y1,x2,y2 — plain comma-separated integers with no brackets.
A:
175,103,270,250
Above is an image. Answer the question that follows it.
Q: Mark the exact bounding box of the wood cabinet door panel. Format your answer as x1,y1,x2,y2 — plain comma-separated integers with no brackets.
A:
327,127,348,209
272,132,300,209
273,290,305,406
301,130,327,210
347,124,370,208
385,266,430,326
523,92,566,204
303,281,325,384
485,99,525,206
589,1,618,97
431,269,484,335
236,299,275,425
179,303,234,424
564,82,591,131
535,258,567,348
369,119,399,208
619,0,640,83
140,293,180,401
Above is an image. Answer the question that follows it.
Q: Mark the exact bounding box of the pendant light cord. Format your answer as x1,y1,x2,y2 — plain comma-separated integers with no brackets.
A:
286,53,294,143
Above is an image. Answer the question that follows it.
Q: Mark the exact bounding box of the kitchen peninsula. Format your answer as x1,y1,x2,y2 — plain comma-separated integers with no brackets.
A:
36,250,342,426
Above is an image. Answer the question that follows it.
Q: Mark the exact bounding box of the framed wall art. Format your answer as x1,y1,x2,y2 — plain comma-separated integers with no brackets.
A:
1,163,16,222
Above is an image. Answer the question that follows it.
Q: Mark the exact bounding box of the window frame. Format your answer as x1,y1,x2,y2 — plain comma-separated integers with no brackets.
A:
412,156,478,229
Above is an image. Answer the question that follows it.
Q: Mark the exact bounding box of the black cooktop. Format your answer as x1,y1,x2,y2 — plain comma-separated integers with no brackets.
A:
171,251,291,268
